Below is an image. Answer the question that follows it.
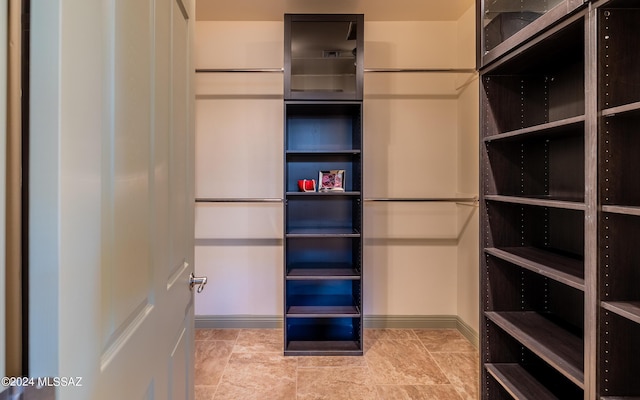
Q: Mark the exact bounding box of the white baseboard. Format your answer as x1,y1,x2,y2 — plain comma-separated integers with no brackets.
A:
455,316,479,348
195,315,282,329
195,314,478,348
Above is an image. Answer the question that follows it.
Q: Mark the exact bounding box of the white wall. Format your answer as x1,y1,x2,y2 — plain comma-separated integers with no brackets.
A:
363,21,460,317
194,11,479,328
456,5,480,335
194,22,284,318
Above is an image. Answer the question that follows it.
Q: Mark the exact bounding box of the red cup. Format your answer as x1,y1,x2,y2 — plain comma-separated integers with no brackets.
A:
298,179,316,192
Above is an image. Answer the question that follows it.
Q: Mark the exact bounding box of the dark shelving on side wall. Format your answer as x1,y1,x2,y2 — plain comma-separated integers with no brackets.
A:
479,3,592,398
481,0,640,398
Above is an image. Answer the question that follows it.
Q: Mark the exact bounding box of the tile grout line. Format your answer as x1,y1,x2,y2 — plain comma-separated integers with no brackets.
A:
411,329,454,387
366,350,384,400
295,356,299,400
416,331,474,400
366,330,443,398
210,329,241,400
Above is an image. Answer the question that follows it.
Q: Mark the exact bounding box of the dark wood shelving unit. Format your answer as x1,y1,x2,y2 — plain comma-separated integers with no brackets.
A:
283,117,363,353
283,14,364,356
479,2,592,398
480,0,640,398
283,100,364,354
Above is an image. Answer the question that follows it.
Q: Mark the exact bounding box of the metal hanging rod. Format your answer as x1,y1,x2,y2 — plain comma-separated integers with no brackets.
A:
196,68,284,73
195,68,477,74
456,201,479,208
365,197,478,203
364,68,477,73
196,198,283,203
196,197,478,204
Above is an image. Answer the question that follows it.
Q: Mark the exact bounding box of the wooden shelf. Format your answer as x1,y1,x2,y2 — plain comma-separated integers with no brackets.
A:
286,150,361,155
485,363,559,400
285,341,362,355
602,100,640,117
485,311,584,388
287,263,360,280
285,228,360,237
602,205,640,217
484,195,586,210
286,305,360,317
483,115,585,142
601,397,640,400
286,191,361,197
601,301,640,325
485,247,584,291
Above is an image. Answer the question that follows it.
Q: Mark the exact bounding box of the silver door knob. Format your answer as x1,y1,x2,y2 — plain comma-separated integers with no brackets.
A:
189,272,208,293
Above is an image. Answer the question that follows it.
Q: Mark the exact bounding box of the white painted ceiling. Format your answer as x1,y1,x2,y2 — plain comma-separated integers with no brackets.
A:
196,0,475,22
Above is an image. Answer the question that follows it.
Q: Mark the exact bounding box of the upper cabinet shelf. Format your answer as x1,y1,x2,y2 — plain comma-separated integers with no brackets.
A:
600,5,640,111
477,0,586,68
285,14,364,100
481,16,585,138
285,102,362,151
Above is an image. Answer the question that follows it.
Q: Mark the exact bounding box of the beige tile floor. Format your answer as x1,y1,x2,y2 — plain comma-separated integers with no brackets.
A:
195,328,479,400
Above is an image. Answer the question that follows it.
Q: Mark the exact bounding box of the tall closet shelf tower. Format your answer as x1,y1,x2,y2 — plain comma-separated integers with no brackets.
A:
283,14,365,356
478,0,640,398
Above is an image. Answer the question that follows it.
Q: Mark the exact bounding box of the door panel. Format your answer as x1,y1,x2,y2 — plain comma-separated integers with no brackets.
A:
169,326,188,400
28,0,195,398
105,0,154,346
170,0,190,279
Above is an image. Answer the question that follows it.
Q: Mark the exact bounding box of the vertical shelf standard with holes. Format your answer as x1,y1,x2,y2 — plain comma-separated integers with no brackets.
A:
598,1,640,398
283,14,364,356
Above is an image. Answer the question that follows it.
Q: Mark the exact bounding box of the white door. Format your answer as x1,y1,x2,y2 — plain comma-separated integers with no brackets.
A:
28,0,199,399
